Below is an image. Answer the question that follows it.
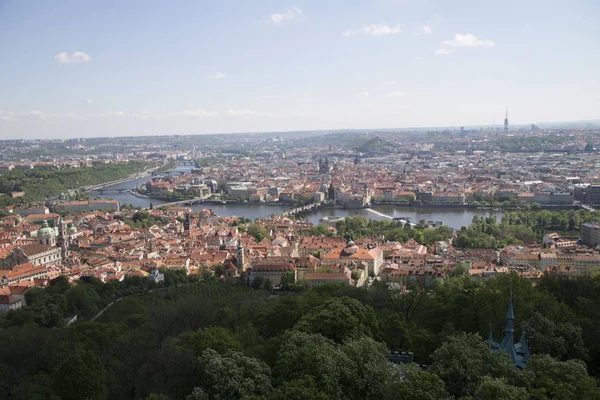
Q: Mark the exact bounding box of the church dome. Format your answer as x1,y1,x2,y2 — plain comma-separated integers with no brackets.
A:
68,223,77,233
37,220,56,237
342,240,359,256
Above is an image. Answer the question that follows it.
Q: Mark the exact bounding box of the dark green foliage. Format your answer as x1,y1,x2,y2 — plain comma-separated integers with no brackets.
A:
188,326,242,355
1,274,600,399
246,223,270,242
192,349,272,399
54,349,107,400
146,394,170,400
270,376,330,400
474,377,528,400
279,271,295,290
0,161,151,206
525,355,600,399
251,276,265,290
127,211,168,228
430,333,518,398
454,211,600,249
214,264,225,277
353,136,396,154
526,312,587,361
294,296,376,343
336,216,454,244
392,363,449,400
273,331,352,399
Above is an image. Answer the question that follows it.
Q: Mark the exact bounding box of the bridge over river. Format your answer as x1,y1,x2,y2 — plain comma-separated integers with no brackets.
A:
154,197,207,208
87,187,137,194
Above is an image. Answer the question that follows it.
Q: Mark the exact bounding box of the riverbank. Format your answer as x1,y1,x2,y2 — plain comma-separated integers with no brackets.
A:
84,164,161,192
372,201,581,211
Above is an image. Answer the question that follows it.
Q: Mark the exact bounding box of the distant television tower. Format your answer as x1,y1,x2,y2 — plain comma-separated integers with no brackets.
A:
504,107,509,133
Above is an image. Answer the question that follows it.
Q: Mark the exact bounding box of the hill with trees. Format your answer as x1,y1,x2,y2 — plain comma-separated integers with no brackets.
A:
353,136,396,154
0,161,152,207
1,270,600,399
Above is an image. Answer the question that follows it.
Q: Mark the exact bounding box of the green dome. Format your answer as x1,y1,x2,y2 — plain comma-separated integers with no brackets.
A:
37,220,57,237
68,223,77,233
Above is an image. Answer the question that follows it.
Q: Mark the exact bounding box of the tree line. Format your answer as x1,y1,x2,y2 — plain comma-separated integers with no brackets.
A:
1,271,600,399
0,161,152,207
327,210,600,249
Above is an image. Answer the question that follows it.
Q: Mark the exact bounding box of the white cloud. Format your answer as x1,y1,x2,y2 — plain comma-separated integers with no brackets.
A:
21,110,49,120
387,91,404,97
85,98,93,105
299,95,315,102
270,6,302,24
225,109,274,117
174,109,219,117
94,110,156,119
422,26,432,35
130,110,152,120
54,52,91,64
435,49,452,55
2,108,275,123
393,104,417,111
0,111,16,122
258,95,281,100
343,23,402,37
67,112,88,121
357,91,370,97
442,33,495,47
208,72,226,80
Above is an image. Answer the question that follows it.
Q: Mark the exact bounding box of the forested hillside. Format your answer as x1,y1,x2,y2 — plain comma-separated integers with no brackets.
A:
0,161,151,206
2,271,600,400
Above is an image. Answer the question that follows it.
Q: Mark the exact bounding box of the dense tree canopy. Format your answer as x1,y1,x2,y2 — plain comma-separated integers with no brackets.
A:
0,161,151,206
334,210,600,249
1,271,600,399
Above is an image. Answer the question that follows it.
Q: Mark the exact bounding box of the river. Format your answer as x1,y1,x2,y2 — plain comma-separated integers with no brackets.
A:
91,165,499,229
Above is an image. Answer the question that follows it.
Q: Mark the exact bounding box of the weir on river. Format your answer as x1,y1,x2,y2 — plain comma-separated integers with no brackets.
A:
365,208,416,226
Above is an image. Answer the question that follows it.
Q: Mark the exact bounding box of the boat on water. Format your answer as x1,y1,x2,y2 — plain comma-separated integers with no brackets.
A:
319,216,346,223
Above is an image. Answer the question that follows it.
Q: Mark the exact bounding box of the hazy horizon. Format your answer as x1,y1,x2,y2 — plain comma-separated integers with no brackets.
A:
1,0,599,139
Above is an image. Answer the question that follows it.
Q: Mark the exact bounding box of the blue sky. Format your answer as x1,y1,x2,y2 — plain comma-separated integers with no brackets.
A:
0,0,599,139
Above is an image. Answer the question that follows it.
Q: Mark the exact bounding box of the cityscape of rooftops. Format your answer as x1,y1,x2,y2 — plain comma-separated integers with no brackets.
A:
1,1,600,399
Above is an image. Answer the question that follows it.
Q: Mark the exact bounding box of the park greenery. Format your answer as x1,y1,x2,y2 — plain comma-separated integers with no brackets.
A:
329,209,600,248
1,269,600,399
118,211,169,229
0,161,152,207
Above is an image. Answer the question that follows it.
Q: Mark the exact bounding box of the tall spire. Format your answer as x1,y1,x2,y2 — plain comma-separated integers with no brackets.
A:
518,327,530,361
487,322,495,344
505,298,515,328
504,106,509,133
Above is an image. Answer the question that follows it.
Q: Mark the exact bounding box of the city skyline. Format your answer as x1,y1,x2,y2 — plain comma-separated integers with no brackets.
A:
1,0,599,139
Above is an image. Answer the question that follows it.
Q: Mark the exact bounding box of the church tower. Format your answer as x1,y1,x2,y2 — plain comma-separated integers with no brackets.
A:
328,183,335,201
57,217,70,259
236,241,246,273
488,297,531,368
184,213,191,232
